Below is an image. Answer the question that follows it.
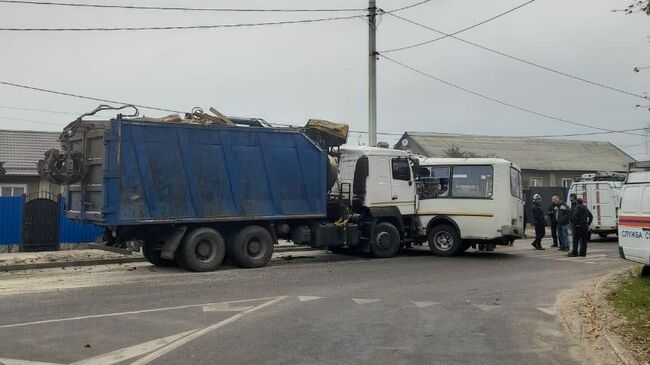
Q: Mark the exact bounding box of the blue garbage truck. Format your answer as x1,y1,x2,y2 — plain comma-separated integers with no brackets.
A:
39,105,427,271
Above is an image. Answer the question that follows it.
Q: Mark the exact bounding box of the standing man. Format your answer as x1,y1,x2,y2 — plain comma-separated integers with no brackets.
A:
547,197,559,247
569,197,593,257
553,196,571,251
531,194,546,250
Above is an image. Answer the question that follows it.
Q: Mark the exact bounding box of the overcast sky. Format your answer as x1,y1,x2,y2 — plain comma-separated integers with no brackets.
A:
0,0,648,158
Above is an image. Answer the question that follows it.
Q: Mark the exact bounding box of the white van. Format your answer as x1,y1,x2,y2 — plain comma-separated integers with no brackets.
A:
569,172,625,238
618,162,650,265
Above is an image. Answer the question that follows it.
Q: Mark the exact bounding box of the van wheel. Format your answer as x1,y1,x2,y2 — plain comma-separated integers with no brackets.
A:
228,225,274,268
370,222,401,258
428,224,461,257
178,228,226,272
142,242,176,267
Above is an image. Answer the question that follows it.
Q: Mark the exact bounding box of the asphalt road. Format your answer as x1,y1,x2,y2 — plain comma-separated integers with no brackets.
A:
0,236,633,365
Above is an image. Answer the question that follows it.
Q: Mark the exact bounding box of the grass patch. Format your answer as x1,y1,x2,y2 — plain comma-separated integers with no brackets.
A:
607,267,650,361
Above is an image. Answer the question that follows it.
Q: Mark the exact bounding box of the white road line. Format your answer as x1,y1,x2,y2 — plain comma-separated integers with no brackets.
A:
0,359,64,365
297,296,324,302
537,307,557,316
0,297,281,330
202,304,253,312
474,304,501,312
411,301,439,308
71,329,198,365
352,298,381,305
131,296,288,365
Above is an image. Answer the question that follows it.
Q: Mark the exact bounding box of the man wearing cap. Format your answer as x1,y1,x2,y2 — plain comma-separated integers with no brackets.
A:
531,194,546,250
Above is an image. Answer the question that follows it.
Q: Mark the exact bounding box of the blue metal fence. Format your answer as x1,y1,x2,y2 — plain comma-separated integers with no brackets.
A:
0,196,23,244
0,196,103,245
58,198,103,243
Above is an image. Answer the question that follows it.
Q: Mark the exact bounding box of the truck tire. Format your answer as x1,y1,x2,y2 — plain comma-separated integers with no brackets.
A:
178,228,226,272
369,222,401,258
428,224,461,257
142,242,176,267
228,225,274,268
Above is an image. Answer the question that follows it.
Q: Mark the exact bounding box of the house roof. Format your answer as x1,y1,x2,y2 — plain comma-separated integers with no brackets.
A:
396,132,635,172
0,129,60,176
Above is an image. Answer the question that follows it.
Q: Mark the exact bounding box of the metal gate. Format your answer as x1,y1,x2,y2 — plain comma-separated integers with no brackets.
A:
22,192,59,252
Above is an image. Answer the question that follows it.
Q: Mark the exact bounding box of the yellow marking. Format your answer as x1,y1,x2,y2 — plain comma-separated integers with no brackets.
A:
416,211,494,217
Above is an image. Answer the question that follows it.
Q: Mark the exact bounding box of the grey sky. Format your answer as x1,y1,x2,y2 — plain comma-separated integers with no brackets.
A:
0,0,648,158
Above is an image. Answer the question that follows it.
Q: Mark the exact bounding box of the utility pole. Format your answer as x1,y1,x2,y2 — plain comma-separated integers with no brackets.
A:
368,0,377,147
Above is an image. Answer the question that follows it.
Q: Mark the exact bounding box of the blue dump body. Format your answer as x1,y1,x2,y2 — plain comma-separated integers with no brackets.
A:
71,119,327,225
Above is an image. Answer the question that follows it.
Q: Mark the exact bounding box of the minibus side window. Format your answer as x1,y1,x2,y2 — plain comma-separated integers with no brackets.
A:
452,165,493,198
415,166,450,199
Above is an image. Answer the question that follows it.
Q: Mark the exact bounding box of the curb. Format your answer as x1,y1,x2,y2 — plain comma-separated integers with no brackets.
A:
0,257,146,272
557,269,640,365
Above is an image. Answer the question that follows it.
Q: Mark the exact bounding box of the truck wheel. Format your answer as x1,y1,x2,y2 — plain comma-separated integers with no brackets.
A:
428,224,461,257
178,228,226,272
142,242,176,267
369,222,401,258
228,225,274,268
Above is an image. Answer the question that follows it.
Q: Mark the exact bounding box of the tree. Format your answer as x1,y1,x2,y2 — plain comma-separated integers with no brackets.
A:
615,1,649,15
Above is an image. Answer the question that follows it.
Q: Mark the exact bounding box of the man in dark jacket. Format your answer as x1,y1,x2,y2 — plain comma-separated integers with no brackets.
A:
547,198,559,247
553,196,571,251
531,194,546,250
568,197,593,257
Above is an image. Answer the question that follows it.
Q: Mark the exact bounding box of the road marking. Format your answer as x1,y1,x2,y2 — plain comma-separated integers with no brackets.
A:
0,359,64,365
71,329,198,365
131,296,287,365
474,304,501,312
0,297,280,330
202,304,253,312
297,296,324,302
352,298,380,305
537,307,557,316
411,301,439,308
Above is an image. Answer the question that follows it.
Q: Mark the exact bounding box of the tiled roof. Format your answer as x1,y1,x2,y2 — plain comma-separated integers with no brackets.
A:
0,129,60,176
396,132,636,171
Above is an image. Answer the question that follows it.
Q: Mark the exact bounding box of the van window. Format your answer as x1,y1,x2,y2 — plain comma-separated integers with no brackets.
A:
620,186,642,213
415,166,450,199
510,168,523,199
391,158,411,181
452,165,493,198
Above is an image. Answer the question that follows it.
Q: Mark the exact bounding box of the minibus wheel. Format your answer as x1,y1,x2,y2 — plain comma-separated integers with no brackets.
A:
428,224,461,257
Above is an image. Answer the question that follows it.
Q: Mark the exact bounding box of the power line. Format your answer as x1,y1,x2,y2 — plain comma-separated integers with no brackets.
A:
519,127,649,138
0,0,366,12
0,104,79,116
383,0,432,14
0,14,364,32
0,114,63,126
381,0,536,53
379,54,647,137
0,80,183,113
383,12,649,101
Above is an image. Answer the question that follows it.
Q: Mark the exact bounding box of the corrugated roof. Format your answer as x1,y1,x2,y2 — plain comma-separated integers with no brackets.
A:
397,132,635,171
0,129,60,176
